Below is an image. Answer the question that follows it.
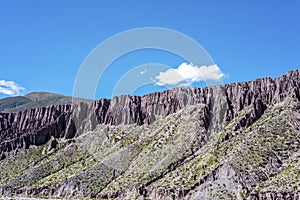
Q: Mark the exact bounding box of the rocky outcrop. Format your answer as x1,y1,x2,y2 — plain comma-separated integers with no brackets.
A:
224,70,300,129
0,105,72,159
0,70,300,160
0,102,99,159
249,191,300,200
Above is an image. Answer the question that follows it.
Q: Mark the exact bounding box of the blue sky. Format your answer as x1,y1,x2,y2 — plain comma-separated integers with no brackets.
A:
0,1,299,99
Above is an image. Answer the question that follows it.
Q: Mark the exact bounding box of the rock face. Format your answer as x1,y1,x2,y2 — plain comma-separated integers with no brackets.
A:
0,70,300,199
96,69,300,128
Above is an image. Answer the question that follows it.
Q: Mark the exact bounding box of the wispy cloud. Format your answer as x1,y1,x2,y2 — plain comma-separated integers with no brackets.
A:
155,63,224,86
0,80,25,96
140,69,147,75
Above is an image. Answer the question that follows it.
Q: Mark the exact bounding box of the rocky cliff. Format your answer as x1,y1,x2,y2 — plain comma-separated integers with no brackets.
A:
0,70,299,199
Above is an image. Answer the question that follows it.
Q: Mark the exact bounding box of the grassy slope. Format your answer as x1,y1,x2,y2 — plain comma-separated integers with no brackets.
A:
1,99,299,199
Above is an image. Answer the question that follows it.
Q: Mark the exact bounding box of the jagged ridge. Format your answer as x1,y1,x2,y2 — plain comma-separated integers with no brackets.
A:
1,70,299,158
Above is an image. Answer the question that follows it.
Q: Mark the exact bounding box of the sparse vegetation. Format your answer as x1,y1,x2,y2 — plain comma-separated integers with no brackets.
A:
1,88,300,199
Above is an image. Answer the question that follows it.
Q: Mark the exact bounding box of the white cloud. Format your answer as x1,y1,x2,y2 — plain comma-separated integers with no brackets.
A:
140,69,147,75
0,80,25,96
155,63,224,86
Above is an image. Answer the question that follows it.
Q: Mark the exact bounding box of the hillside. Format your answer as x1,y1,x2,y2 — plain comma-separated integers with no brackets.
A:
0,70,300,200
0,92,73,113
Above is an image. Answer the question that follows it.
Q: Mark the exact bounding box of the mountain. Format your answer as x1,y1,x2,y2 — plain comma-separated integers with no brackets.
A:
0,70,300,200
0,92,73,113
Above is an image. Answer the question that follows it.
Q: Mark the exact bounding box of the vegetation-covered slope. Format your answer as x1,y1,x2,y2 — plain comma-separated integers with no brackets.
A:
0,96,299,199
